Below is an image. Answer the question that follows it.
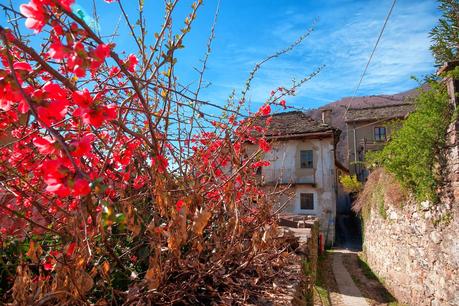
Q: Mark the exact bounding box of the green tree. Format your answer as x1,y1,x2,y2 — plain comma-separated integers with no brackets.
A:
430,0,459,65
366,81,451,202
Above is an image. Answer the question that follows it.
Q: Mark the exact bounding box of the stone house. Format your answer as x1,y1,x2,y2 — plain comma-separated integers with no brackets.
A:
345,103,415,181
247,111,343,245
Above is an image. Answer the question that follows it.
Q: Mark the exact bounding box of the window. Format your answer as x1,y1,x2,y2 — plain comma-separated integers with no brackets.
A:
374,127,387,141
300,150,313,168
300,193,314,210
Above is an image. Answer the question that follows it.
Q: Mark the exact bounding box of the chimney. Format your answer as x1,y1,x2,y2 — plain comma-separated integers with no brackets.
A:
321,108,332,126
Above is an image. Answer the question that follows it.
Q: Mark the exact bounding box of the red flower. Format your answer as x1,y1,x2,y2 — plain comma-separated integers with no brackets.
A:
43,257,55,271
45,180,71,197
156,154,169,173
94,44,111,61
109,66,121,77
74,104,117,128
36,100,68,126
42,158,72,197
49,38,67,60
71,133,94,157
259,104,271,116
73,178,90,196
258,138,270,152
18,98,29,114
125,54,138,72
20,0,48,33
279,100,286,109
72,89,116,127
13,62,32,72
67,54,86,78
133,175,146,189
43,82,68,102
33,136,58,155
51,21,64,35
58,0,75,11
72,89,93,108
66,242,76,257
175,199,185,211
90,44,112,72
251,160,271,168
35,83,69,125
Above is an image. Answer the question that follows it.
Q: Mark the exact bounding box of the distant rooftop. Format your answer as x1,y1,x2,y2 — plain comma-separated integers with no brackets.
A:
254,111,337,137
345,103,415,123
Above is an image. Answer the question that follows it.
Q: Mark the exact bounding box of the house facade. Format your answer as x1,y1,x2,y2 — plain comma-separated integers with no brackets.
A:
345,103,415,181
247,111,341,245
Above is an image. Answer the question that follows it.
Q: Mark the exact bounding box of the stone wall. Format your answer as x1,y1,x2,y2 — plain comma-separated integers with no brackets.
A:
360,63,459,306
278,215,319,306
361,77,459,305
362,191,459,306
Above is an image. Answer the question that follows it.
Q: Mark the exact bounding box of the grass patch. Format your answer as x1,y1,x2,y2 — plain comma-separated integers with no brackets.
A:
314,252,331,306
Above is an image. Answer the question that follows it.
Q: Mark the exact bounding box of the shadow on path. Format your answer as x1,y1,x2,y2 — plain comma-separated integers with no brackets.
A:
315,211,397,305
317,249,398,305
336,249,397,305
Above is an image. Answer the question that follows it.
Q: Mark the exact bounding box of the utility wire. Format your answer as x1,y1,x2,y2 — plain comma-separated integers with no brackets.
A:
343,0,397,119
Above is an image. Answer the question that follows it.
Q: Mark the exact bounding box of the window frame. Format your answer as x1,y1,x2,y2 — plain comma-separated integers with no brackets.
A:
300,193,314,210
374,126,387,141
300,150,314,169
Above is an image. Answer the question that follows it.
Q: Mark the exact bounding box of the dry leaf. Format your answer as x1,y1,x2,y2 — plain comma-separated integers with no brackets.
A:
75,270,94,295
101,260,110,277
193,210,211,236
26,241,42,263
167,214,187,254
145,257,161,289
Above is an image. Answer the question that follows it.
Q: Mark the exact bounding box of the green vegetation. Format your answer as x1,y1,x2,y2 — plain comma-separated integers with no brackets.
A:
302,259,314,305
366,81,451,202
374,184,387,219
339,174,363,193
430,0,459,65
314,252,331,306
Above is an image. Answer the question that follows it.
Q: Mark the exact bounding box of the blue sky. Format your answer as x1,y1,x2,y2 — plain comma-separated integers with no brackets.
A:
2,0,441,112
191,0,440,111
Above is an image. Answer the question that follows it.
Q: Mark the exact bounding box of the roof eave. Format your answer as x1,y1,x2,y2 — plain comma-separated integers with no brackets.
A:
345,115,408,124
265,130,335,140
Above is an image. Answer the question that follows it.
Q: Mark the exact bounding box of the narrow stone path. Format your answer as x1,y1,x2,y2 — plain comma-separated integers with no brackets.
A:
332,249,370,306
317,213,397,305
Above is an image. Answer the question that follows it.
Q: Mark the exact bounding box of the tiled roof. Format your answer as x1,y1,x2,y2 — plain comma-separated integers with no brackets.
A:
253,111,336,137
345,103,415,123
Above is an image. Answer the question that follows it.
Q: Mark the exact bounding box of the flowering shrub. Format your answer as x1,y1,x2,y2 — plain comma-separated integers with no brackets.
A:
0,0,311,304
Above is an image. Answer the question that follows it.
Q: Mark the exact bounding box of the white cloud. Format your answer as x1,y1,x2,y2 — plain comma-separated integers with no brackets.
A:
200,0,439,110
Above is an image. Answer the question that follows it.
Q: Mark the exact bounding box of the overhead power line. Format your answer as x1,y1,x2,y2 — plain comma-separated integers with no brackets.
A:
343,0,397,118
